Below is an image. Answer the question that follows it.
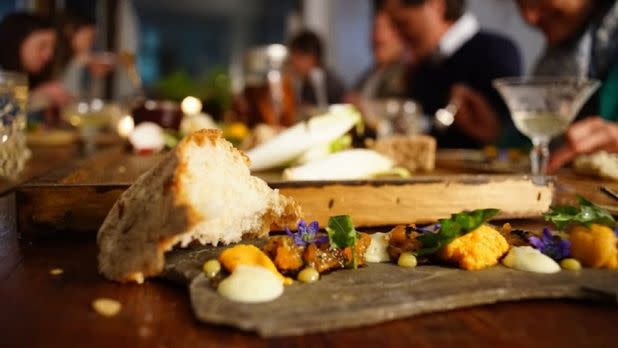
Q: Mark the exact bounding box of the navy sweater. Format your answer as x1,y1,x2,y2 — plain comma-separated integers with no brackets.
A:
407,31,523,148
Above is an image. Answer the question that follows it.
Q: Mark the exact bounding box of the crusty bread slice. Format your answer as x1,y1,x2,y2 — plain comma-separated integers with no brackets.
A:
369,135,436,172
97,129,301,283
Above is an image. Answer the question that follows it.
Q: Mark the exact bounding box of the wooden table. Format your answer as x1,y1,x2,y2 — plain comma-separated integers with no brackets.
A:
1,148,618,347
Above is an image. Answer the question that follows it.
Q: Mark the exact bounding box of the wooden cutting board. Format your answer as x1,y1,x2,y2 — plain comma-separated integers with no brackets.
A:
14,146,557,238
162,241,618,337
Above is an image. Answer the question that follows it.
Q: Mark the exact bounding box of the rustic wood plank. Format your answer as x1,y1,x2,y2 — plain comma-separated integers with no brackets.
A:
23,146,162,185
16,185,126,239
0,145,78,195
277,177,553,226
15,176,554,238
14,146,567,238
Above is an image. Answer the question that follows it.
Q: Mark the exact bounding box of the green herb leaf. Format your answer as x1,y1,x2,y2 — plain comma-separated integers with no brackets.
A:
326,215,358,268
326,215,357,249
544,195,615,230
416,208,500,256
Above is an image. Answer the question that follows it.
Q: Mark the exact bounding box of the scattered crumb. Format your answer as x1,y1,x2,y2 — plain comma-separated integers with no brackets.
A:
138,325,152,338
92,298,122,317
49,268,63,276
117,166,127,174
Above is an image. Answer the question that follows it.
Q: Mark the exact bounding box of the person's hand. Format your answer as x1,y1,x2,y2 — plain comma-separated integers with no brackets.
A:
343,92,361,107
450,84,500,144
87,57,114,78
31,81,73,108
548,117,618,172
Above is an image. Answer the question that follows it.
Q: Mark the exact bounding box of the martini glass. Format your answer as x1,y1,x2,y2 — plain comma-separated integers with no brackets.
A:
493,77,600,183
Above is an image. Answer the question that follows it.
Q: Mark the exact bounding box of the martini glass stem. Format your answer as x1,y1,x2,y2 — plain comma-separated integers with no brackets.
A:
530,137,550,180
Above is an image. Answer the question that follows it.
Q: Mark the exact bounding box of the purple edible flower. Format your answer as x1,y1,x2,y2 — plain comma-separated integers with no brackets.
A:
285,219,328,247
528,227,571,261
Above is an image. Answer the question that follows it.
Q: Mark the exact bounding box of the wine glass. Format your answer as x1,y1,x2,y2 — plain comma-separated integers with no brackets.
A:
493,76,600,183
360,98,424,138
61,98,124,154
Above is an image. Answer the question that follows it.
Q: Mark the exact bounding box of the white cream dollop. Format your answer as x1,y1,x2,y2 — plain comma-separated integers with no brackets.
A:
365,232,391,263
217,265,284,303
502,246,561,274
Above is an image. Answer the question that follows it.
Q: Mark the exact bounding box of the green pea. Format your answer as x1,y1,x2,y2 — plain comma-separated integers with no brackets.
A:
398,252,417,268
297,267,320,283
560,258,582,271
203,259,221,278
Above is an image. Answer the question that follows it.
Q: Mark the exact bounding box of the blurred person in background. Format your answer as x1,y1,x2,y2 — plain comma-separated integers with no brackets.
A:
0,12,71,111
347,3,408,103
289,30,345,110
387,0,523,148
54,11,106,97
513,0,618,171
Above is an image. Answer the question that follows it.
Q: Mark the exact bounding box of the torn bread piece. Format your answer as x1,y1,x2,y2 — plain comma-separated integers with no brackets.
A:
97,129,301,283
369,135,436,172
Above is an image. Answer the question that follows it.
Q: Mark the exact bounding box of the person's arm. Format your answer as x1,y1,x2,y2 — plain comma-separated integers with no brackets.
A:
449,36,523,145
450,84,501,144
30,81,73,109
548,117,618,172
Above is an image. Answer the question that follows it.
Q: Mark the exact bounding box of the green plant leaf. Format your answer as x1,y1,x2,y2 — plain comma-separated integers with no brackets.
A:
544,195,615,230
326,215,356,249
326,215,358,268
416,208,500,256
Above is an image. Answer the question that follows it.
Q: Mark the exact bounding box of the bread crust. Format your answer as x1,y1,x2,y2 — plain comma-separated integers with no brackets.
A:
97,129,300,283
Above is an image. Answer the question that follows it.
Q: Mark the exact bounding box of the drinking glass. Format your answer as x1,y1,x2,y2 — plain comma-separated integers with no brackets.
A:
61,98,123,154
493,77,600,182
0,71,30,179
361,98,425,138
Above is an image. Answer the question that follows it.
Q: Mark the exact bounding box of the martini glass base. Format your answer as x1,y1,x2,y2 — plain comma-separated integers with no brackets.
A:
530,137,550,185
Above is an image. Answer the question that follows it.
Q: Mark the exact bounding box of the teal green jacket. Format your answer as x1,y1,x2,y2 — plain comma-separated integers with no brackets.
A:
601,63,618,122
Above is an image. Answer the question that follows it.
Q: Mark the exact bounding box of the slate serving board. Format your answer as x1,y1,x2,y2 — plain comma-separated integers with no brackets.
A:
162,241,618,337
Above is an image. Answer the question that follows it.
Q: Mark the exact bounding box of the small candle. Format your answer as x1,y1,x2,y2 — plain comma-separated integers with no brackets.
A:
117,115,135,138
181,96,202,116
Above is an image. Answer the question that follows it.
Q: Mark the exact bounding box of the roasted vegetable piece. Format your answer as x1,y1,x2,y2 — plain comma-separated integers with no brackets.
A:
342,232,371,264
303,232,371,273
499,223,533,247
569,224,618,269
438,224,509,270
387,225,422,260
303,243,346,273
262,236,306,273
